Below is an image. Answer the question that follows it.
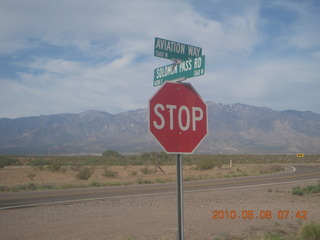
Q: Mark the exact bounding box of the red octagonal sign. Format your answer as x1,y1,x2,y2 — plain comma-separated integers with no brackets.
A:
149,82,208,154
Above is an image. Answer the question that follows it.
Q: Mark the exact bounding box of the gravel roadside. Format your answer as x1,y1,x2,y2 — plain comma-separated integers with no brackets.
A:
0,179,319,240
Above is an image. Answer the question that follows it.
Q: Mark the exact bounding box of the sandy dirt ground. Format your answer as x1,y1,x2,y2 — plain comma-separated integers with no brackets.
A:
0,164,284,188
1,179,320,240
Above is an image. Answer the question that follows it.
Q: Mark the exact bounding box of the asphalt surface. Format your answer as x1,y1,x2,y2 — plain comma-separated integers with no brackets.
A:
0,165,319,210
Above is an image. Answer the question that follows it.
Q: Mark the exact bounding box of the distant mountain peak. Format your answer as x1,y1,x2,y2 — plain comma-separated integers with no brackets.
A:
1,103,320,155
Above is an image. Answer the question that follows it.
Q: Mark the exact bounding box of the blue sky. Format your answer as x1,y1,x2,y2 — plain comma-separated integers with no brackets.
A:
0,0,319,118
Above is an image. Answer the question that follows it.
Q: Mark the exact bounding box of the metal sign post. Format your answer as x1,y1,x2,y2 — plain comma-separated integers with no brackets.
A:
176,154,184,240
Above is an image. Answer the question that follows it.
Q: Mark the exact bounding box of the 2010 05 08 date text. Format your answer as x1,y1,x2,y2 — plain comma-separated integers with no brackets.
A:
211,210,308,220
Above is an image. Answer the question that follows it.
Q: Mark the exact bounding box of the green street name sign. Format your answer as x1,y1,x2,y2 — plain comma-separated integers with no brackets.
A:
154,55,205,86
154,37,202,60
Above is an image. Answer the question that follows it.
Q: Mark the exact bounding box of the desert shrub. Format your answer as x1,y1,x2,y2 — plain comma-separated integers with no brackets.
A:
41,184,57,190
70,162,83,171
140,166,157,175
29,158,50,167
27,183,37,190
300,222,320,240
129,170,137,176
103,168,119,178
0,156,19,168
102,150,122,158
184,175,200,181
14,183,38,191
305,185,320,194
215,160,224,169
101,150,125,166
89,181,102,187
61,184,76,189
264,233,284,240
140,152,175,165
47,161,62,172
76,167,93,180
292,185,320,196
292,186,304,196
0,185,9,192
268,165,283,172
137,178,152,184
27,173,36,180
155,178,167,183
196,158,216,170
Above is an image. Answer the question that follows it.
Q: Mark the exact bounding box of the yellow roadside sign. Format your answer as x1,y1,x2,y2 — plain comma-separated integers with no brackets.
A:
296,153,305,157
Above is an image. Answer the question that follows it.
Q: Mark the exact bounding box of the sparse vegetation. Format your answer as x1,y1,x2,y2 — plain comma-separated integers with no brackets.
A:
102,149,123,159
292,187,304,196
0,185,9,191
0,156,20,168
1,153,320,239
1,153,319,169
76,167,94,180
264,233,284,240
103,168,119,178
47,161,62,172
259,165,284,174
292,185,320,196
0,183,58,192
29,157,50,169
136,178,152,184
300,222,320,240
140,166,157,175
193,156,224,170
213,222,320,240
129,170,137,176
0,153,319,192
27,173,36,180
196,158,216,170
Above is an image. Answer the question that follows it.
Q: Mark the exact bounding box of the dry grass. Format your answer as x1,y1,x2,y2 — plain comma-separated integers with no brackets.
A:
1,153,319,192
0,163,286,192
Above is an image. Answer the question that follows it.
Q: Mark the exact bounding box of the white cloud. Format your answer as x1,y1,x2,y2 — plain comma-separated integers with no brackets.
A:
1,53,159,117
196,55,320,113
0,0,319,118
0,0,261,58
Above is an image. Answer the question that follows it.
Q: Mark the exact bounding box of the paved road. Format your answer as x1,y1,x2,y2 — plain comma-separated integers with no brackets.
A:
0,165,319,209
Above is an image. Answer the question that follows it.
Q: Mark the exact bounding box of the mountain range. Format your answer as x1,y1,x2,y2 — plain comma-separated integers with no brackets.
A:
1,101,320,155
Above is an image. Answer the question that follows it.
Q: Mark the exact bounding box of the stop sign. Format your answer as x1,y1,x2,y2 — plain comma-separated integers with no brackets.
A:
149,82,208,154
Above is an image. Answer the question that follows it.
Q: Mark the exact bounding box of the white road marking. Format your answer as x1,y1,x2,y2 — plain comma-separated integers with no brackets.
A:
288,166,296,173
